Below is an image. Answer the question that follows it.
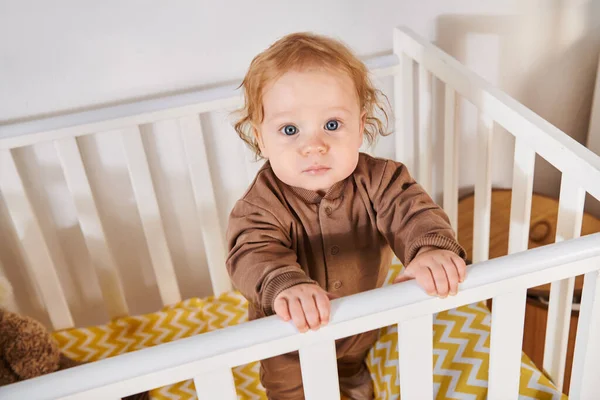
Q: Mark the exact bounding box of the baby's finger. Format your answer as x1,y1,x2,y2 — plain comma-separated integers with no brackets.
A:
314,292,331,325
327,291,340,300
393,271,412,284
393,261,420,284
300,295,321,331
415,267,436,296
443,259,459,296
430,263,449,298
452,255,467,283
289,298,308,333
274,297,291,321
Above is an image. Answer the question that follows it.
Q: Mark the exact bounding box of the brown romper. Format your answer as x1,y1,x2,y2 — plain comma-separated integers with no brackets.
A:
226,153,466,400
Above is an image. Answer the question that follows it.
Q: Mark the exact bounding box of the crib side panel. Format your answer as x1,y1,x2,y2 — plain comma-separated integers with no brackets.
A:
0,149,73,330
0,80,398,328
0,111,254,327
394,25,600,395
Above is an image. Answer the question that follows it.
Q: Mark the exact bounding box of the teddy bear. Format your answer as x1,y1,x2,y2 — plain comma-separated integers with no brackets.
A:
0,306,84,386
0,276,148,399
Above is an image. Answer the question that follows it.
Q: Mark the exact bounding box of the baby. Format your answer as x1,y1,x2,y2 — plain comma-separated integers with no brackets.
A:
226,32,467,400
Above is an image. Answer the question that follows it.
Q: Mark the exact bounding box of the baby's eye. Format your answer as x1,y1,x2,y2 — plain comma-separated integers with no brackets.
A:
281,125,298,136
325,120,339,131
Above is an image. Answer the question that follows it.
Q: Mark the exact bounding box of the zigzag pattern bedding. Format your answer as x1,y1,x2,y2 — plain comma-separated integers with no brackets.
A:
52,264,566,399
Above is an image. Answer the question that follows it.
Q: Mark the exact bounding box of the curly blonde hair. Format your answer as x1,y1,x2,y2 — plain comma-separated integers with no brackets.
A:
233,32,391,158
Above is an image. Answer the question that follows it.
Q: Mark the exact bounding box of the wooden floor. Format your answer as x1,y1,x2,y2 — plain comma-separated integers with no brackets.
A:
456,189,600,394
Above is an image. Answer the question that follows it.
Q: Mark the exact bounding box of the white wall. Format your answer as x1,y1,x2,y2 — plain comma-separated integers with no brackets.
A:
0,0,529,120
1,0,599,327
2,0,598,192
587,57,600,217
590,60,600,154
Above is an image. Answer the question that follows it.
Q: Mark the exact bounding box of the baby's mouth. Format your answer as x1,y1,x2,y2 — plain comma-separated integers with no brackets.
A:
303,165,331,175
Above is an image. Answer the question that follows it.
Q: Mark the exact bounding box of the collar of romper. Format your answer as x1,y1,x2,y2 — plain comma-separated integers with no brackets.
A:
285,178,348,204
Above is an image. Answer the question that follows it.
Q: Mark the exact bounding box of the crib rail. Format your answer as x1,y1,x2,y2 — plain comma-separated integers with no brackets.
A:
0,54,398,149
0,233,598,400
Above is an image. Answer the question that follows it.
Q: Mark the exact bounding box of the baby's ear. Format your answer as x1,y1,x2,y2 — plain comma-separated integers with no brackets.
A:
252,126,267,158
359,110,367,139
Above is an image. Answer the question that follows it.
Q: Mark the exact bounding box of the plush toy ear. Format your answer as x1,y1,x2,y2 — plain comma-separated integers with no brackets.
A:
0,277,17,314
0,277,12,306
3,314,60,380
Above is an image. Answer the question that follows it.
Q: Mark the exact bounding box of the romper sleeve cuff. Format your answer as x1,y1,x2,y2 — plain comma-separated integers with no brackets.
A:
262,271,317,316
406,234,467,265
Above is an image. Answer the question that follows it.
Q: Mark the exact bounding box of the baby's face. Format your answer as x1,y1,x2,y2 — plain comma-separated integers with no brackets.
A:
257,68,365,193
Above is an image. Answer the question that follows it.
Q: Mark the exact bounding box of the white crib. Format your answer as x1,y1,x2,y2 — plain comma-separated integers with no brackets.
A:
0,26,599,400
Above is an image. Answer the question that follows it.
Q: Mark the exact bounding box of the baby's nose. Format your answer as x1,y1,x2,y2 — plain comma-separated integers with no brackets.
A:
301,136,328,155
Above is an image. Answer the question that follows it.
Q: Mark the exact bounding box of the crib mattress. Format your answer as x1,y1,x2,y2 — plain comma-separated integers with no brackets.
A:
52,264,566,400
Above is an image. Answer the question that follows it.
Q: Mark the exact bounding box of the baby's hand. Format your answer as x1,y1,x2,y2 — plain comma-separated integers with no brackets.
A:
273,284,337,333
393,247,467,298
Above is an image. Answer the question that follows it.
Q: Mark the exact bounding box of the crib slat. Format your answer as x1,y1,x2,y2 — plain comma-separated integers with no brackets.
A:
569,270,600,398
488,289,527,399
299,340,340,399
0,149,73,329
55,137,129,318
393,39,415,171
443,86,458,230
121,126,181,305
487,137,535,398
179,115,232,296
472,113,493,263
508,137,535,254
398,314,433,399
543,174,585,389
418,65,433,194
193,368,237,399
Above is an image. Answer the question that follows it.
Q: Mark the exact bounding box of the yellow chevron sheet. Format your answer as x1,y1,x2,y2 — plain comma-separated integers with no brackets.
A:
52,264,567,399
